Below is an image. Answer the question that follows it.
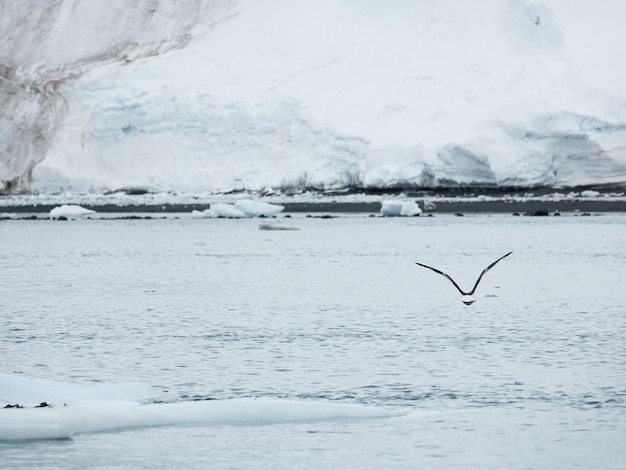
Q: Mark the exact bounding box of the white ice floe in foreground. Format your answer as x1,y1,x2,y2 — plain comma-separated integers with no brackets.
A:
380,200,422,217
0,374,398,441
49,204,96,220
0,373,154,406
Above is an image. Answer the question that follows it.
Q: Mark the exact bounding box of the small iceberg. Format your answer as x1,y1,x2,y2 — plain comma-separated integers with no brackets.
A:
580,190,601,198
258,221,300,231
380,200,422,217
235,200,284,217
192,204,246,218
192,200,285,218
49,204,96,220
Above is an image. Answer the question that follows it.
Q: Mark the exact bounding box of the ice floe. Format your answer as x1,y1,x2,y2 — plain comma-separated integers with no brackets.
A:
0,373,399,441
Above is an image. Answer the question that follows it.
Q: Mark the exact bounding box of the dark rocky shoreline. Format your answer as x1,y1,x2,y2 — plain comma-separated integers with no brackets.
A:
1,199,625,216
1,186,625,215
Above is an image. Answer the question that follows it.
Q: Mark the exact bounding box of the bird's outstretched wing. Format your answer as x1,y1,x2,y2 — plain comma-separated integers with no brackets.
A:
414,261,467,295
467,251,513,295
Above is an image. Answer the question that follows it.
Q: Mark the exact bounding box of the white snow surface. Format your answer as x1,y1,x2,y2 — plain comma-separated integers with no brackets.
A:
2,0,626,194
0,373,398,440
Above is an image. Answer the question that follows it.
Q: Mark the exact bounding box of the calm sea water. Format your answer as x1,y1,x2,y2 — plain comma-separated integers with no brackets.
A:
1,213,625,469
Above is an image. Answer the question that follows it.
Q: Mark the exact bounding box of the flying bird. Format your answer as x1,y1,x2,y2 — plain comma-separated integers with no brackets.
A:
415,251,512,305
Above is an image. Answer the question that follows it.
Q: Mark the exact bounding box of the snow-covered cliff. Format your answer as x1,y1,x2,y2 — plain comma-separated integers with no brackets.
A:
2,0,625,195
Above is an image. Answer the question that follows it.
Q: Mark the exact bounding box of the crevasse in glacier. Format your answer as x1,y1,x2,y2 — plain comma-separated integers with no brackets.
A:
1,0,625,194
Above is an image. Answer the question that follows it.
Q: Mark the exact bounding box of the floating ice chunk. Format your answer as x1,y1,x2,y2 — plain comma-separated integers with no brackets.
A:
380,200,422,217
191,201,283,218
0,398,401,441
423,200,437,211
210,204,246,218
235,200,284,217
580,190,601,197
49,204,96,219
258,221,300,230
192,204,246,218
0,373,401,440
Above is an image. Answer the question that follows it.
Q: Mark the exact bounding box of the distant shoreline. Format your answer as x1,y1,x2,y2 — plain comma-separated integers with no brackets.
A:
2,186,626,215
2,199,626,215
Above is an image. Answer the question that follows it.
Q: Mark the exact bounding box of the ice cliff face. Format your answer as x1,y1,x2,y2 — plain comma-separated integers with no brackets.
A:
1,0,626,194
0,0,236,191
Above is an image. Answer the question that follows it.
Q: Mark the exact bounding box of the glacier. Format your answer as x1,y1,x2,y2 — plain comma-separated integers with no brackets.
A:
1,0,626,196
